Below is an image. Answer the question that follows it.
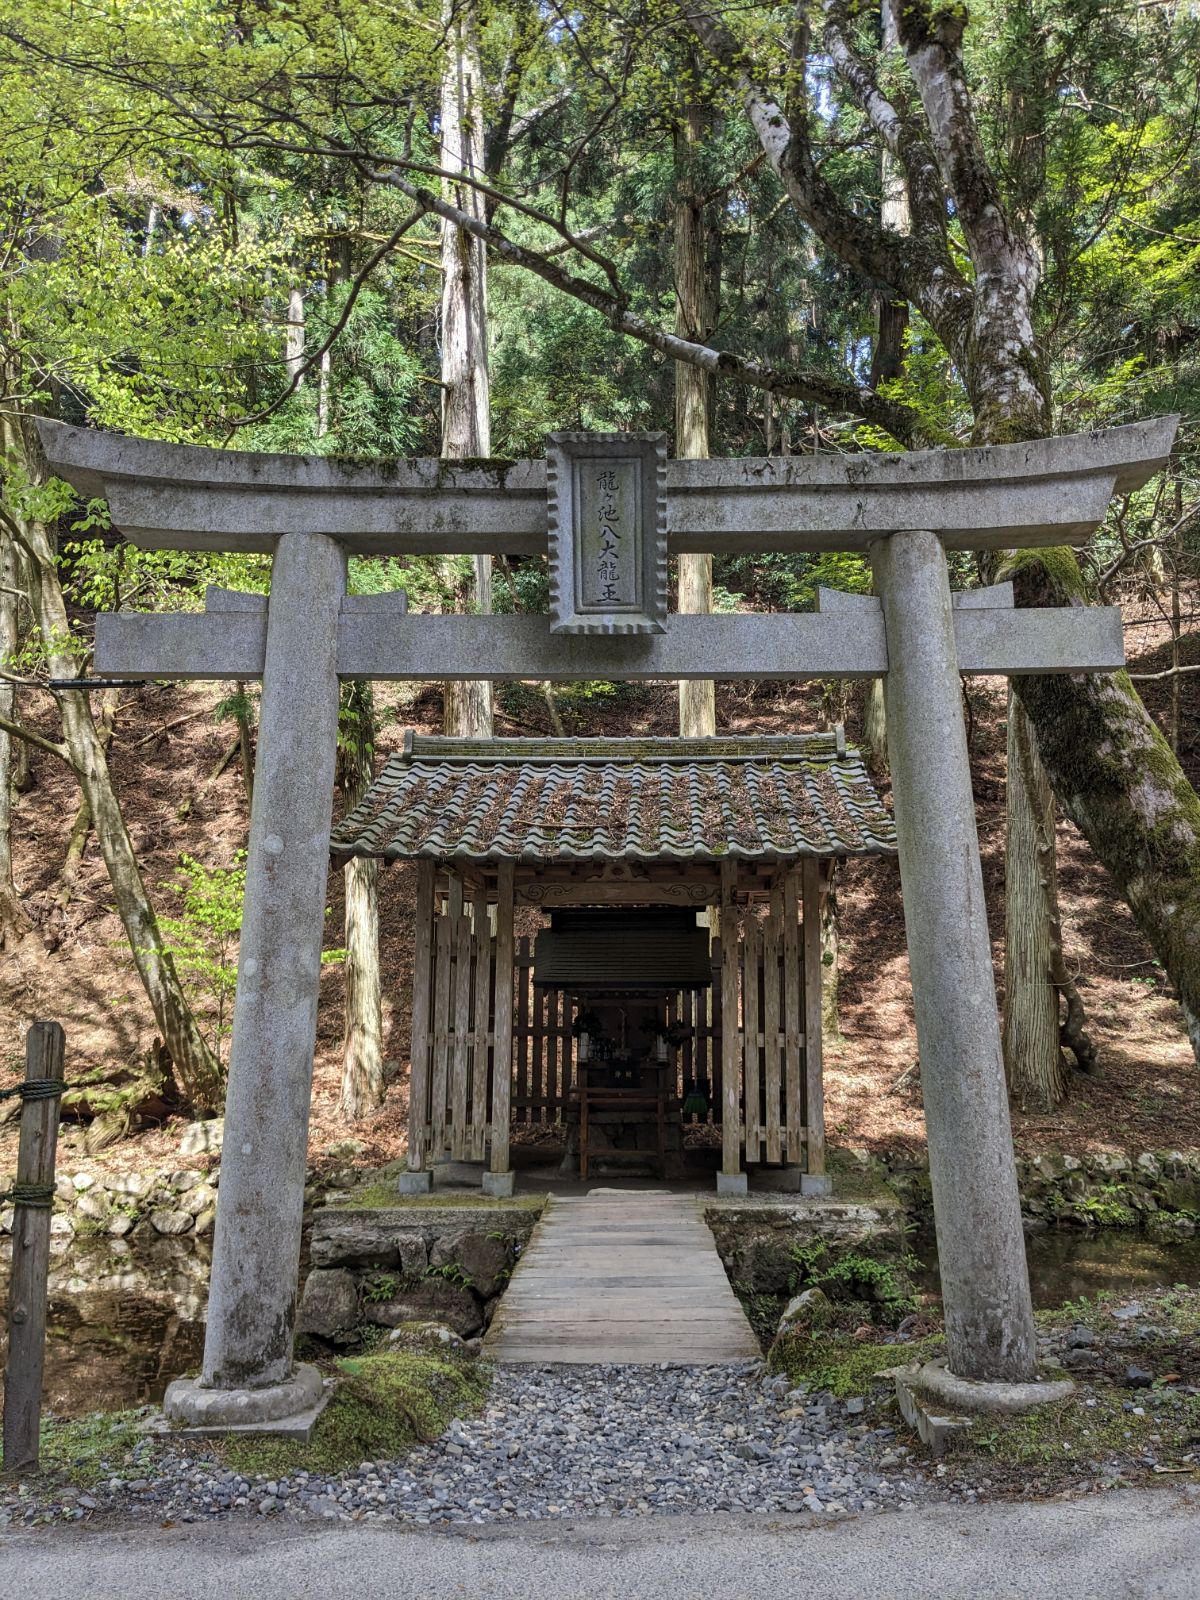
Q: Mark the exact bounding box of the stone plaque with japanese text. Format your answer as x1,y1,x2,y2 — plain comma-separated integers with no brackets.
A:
546,432,667,634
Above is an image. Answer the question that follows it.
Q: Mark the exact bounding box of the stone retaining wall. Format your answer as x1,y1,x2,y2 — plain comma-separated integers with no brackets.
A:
868,1148,1200,1238
0,1166,222,1243
297,1202,545,1345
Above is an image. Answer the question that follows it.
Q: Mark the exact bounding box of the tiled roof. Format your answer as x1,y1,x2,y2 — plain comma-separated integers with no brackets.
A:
330,731,896,865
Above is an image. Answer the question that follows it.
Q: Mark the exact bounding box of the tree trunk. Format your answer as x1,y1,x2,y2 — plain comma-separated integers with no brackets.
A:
285,286,306,386
869,0,910,395
338,679,384,1121
859,0,909,775
674,93,716,740
0,525,31,946
1002,691,1066,1109
821,872,841,1042
440,0,493,739
5,415,222,1110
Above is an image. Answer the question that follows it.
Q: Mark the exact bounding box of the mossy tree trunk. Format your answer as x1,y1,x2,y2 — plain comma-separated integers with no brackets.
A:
686,2,1200,1060
1003,693,1067,1109
0,520,32,947
338,680,385,1121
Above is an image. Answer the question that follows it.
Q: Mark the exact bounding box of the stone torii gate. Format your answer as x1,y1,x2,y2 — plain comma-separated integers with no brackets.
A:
37,415,1177,1427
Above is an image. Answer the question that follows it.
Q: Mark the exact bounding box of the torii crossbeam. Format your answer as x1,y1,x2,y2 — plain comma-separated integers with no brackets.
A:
36,415,1178,1426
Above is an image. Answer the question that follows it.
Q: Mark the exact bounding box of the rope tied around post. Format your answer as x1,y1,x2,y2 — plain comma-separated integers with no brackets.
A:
0,1183,55,1209
0,1079,65,1103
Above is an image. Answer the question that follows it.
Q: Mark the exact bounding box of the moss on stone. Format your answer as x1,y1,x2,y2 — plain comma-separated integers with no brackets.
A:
34,1409,147,1487
223,1349,489,1477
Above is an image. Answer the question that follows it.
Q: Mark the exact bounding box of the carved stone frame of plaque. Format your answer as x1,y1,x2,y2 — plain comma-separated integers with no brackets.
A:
546,431,668,634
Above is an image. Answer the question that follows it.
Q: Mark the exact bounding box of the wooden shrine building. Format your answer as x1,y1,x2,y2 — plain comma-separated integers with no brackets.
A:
332,729,896,1193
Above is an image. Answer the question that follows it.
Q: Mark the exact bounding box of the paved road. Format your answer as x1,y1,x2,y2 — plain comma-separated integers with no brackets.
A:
2,1490,1197,1600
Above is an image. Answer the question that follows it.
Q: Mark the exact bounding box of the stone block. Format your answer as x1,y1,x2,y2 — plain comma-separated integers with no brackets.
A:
1158,1177,1200,1215
181,1182,218,1218
716,1172,748,1197
482,1170,515,1199
362,1281,482,1338
777,1286,830,1337
75,1189,110,1221
110,1171,153,1198
150,1208,194,1236
297,1268,359,1338
179,1118,224,1157
1087,1152,1132,1178
310,1214,404,1269
386,1321,466,1354
107,1213,134,1238
395,1230,429,1277
397,1170,432,1196
894,1368,975,1457
164,1364,328,1437
801,1173,834,1197
430,1229,512,1298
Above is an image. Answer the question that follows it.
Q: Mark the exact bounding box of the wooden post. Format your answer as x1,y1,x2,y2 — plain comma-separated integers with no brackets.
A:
782,868,803,1164
408,861,436,1171
490,860,515,1175
719,860,741,1182
802,860,827,1183
3,1021,65,1475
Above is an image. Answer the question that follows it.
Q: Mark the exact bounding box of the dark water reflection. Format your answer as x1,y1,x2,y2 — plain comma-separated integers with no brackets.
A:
0,1239,208,1419
915,1228,1200,1309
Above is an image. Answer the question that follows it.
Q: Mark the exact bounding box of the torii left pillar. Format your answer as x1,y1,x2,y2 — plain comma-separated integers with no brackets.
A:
165,531,345,1426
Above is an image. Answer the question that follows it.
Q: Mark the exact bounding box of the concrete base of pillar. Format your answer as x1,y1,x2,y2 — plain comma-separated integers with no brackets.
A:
397,1170,433,1195
163,1363,328,1437
715,1171,748,1197
482,1169,515,1198
801,1173,834,1197
910,1357,1075,1414
894,1357,1074,1458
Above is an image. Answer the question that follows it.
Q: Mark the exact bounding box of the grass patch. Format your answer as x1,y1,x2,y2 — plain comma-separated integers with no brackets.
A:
222,1349,490,1477
34,1409,148,1487
967,1384,1200,1471
770,1330,945,1396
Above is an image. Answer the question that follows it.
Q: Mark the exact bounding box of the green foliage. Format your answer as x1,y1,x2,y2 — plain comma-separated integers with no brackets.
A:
1075,1185,1140,1228
35,1410,146,1488
789,1240,920,1318
223,1349,489,1477
361,1273,400,1303
155,855,246,1071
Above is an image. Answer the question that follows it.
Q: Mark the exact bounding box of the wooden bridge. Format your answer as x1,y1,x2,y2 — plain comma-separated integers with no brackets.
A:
484,1191,760,1365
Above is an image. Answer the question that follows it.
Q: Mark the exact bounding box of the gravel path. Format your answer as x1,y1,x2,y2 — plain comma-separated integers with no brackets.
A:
1,1364,941,1528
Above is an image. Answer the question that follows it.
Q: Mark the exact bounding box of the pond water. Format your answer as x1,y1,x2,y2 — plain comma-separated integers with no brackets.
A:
4,1227,1200,1419
915,1227,1200,1310
0,1239,208,1419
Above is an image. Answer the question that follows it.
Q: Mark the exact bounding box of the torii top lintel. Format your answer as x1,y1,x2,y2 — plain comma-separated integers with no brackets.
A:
34,416,1178,557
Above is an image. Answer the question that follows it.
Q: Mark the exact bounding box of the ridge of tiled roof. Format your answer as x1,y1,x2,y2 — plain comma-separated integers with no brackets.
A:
331,730,896,864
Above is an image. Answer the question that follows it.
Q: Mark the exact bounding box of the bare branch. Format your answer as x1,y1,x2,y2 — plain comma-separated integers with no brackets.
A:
0,711,71,766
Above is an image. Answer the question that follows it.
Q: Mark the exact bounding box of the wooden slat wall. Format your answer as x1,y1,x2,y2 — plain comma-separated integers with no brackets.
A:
407,861,436,1171
802,859,826,1180
407,862,824,1179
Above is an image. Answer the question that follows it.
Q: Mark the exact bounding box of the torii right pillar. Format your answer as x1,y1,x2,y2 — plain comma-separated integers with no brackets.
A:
872,528,1037,1383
